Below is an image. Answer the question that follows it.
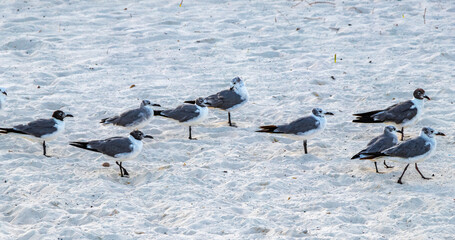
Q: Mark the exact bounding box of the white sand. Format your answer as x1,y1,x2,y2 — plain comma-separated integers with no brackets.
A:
1,0,454,239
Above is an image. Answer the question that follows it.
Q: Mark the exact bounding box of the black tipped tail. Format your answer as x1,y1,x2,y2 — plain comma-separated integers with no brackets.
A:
256,125,281,133
351,153,361,159
358,152,388,160
153,110,163,116
353,110,385,123
69,142,100,153
353,117,384,123
184,100,196,104
353,110,382,117
0,128,25,134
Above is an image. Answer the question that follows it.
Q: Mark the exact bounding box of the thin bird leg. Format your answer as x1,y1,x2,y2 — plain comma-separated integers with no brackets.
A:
415,163,431,180
397,163,410,184
401,127,404,141
120,162,129,177
303,140,308,154
188,126,197,140
228,112,237,127
43,141,50,157
116,161,124,177
383,160,394,168
374,162,380,173
228,112,232,126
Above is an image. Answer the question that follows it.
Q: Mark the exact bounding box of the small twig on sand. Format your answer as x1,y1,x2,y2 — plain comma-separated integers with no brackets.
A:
291,0,304,8
308,1,335,6
277,10,292,25
423,8,426,24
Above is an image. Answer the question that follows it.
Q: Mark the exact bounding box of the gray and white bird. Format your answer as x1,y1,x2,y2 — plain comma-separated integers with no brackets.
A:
352,126,402,173
0,110,73,157
353,88,430,140
154,97,208,140
185,77,249,127
100,100,161,130
361,127,445,184
0,87,7,110
256,108,334,154
70,130,153,177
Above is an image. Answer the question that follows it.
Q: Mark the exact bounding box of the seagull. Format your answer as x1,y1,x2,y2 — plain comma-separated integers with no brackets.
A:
0,110,73,157
70,130,153,177
154,97,208,140
352,126,402,173
0,87,7,110
184,77,249,127
256,108,334,154
100,100,161,130
353,88,430,141
361,127,445,184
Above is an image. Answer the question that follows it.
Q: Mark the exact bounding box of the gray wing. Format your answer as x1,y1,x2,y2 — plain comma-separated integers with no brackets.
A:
372,100,417,124
161,104,199,122
383,137,430,158
106,108,150,127
88,137,133,157
13,119,57,137
361,133,397,154
276,116,319,134
205,90,244,110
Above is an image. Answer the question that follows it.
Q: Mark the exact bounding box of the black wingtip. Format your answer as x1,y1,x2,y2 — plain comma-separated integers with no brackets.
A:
69,142,100,153
256,125,281,133
351,154,360,159
184,100,196,104
353,110,383,117
153,110,163,116
0,128,25,134
100,118,108,124
352,117,384,123
360,152,388,159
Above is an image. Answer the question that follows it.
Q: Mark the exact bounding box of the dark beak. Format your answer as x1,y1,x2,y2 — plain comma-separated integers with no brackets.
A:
435,132,445,136
424,95,430,100
65,114,74,118
152,104,161,107
144,135,154,139
2,92,6,96
396,130,403,134
325,112,334,115
229,86,234,91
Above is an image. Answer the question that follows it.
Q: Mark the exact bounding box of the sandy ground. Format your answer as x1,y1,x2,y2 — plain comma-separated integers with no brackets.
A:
1,0,455,239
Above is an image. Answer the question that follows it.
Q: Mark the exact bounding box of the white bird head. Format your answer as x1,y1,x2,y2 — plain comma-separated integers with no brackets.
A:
384,125,402,134
230,77,245,90
312,108,334,117
421,127,445,138
141,100,161,108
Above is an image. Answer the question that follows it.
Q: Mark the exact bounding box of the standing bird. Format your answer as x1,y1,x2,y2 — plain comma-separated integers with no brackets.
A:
0,110,73,157
185,77,249,127
353,88,430,141
0,87,7,110
154,97,208,140
352,126,402,173
256,108,334,154
70,130,153,177
100,100,161,130
361,127,445,184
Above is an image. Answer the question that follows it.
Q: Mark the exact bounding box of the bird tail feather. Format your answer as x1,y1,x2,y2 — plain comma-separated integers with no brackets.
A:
256,125,282,133
352,110,384,123
69,142,100,153
0,128,25,135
